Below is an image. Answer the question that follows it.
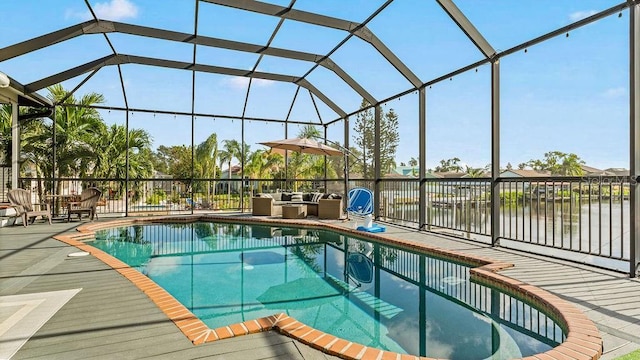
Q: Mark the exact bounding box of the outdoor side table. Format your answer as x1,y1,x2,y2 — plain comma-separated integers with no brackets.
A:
282,204,307,219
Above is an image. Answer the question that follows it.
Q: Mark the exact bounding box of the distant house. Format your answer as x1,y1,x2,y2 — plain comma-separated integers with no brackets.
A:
147,171,173,194
390,166,419,177
386,167,443,179
500,169,550,192
580,165,617,177
218,165,243,193
603,168,630,177
500,169,549,178
383,172,412,179
431,171,466,179
581,165,602,175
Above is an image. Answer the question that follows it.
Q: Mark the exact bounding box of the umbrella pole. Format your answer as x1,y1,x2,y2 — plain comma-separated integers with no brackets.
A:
311,136,352,220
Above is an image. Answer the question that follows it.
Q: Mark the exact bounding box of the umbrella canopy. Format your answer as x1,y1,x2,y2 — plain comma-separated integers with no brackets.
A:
259,138,343,156
256,277,345,309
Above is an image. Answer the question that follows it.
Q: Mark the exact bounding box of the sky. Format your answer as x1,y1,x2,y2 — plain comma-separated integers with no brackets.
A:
0,0,631,170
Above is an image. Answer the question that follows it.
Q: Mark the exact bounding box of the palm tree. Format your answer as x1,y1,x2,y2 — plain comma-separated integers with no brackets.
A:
221,139,241,201
1,105,53,173
45,84,106,180
298,124,322,139
6,109,54,200
559,153,585,176
523,151,585,176
88,124,153,199
464,166,485,178
409,157,418,177
435,157,463,173
194,133,218,200
90,125,152,178
287,125,337,189
0,104,11,166
217,148,231,200
245,149,284,192
15,85,105,201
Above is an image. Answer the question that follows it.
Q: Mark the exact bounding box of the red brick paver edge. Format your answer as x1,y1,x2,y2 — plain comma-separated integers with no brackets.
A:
53,215,602,360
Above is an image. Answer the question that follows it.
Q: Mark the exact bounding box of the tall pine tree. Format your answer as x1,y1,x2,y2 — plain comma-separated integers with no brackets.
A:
353,99,399,178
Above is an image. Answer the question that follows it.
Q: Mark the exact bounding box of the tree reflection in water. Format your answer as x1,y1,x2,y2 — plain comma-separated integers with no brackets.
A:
94,225,152,267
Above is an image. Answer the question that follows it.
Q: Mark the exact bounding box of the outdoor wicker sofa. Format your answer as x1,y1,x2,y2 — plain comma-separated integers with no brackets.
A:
252,192,343,219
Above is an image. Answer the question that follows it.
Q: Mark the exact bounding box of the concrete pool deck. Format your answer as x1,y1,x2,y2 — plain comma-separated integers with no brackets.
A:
1,214,639,359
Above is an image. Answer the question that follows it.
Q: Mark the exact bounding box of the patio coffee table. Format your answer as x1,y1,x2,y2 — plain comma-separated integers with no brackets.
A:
282,204,307,219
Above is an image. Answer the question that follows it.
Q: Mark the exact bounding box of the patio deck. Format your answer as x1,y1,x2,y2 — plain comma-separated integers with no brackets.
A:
1,215,639,359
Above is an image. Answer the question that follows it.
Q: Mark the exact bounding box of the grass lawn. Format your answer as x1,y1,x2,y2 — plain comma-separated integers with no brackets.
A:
616,349,640,360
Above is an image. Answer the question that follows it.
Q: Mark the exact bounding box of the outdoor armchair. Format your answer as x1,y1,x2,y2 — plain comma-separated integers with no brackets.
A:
7,188,52,227
67,187,102,222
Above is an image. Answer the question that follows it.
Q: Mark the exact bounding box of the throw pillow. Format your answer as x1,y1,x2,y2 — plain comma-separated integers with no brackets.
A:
291,192,303,202
311,192,323,202
281,192,292,201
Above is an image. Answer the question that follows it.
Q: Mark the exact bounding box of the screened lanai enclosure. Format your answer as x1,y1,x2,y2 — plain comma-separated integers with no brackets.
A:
1,0,639,276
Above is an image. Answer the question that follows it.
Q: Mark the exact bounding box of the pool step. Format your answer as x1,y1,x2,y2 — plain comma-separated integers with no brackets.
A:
0,206,18,227
325,274,403,320
0,216,17,227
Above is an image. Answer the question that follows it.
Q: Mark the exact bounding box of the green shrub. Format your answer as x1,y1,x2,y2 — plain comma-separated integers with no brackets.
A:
500,191,523,205
153,189,166,196
146,193,165,205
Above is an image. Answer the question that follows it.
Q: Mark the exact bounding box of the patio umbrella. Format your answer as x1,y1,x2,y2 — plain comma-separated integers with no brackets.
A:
259,138,343,157
260,137,348,202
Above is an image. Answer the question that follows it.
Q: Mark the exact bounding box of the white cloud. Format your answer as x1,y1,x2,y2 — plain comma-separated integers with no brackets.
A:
66,0,138,21
602,87,626,98
65,8,91,21
94,0,138,20
146,256,181,276
569,10,597,22
225,76,274,90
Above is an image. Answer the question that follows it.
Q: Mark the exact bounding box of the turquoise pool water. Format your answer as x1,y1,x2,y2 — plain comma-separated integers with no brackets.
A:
90,222,564,359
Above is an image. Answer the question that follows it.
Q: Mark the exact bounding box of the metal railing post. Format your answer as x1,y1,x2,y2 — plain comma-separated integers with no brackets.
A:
419,88,427,230
491,59,501,247
344,116,349,198
374,105,381,220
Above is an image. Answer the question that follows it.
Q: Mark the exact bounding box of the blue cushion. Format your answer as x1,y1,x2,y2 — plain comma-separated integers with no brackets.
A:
357,224,386,233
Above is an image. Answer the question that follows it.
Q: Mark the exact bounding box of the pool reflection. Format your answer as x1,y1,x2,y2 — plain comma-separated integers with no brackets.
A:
92,222,564,359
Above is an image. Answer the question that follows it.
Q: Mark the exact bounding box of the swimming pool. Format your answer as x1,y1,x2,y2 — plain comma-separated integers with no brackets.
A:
88,221,565,359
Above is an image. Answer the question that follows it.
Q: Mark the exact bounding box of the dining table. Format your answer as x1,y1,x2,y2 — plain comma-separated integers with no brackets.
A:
45,194,81,217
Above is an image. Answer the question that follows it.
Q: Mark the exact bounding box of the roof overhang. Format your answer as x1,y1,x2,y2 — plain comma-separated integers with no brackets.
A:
0,73,51,107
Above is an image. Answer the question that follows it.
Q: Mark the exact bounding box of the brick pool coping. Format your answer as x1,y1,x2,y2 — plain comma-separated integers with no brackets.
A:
53,215,603,360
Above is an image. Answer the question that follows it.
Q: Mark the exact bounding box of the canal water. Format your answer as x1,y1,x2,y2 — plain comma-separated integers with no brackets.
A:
386,199,630,269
